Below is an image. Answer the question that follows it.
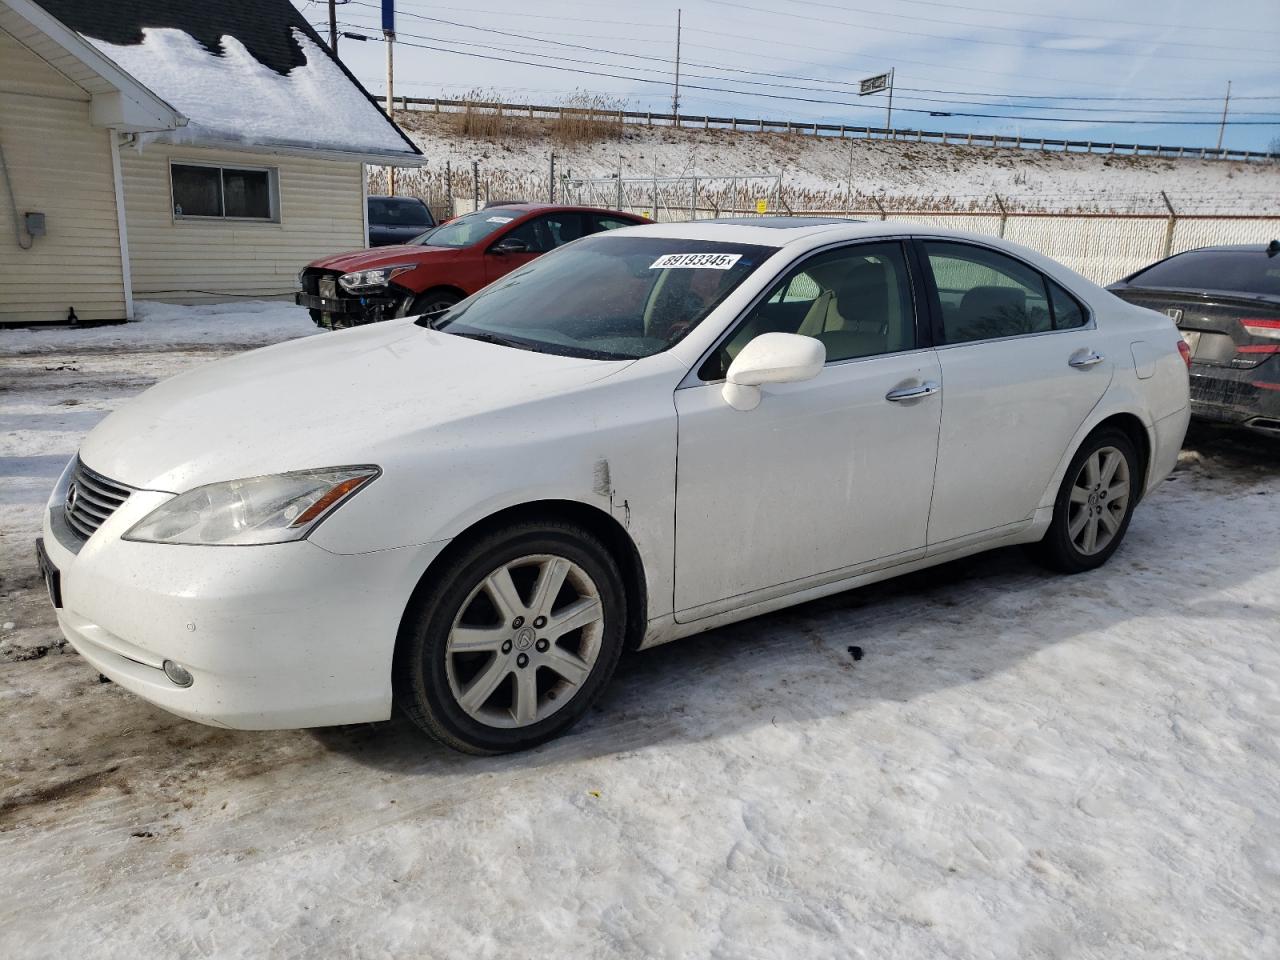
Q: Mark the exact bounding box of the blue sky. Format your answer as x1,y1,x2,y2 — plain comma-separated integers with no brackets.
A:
292,0,1280,151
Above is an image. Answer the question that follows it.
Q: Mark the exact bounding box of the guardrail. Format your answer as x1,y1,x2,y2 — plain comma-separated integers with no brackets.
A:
388,96,1279,164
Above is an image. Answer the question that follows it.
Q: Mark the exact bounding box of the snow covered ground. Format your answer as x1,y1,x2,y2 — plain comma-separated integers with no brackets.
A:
2,305,1278,958
392,112,1280,215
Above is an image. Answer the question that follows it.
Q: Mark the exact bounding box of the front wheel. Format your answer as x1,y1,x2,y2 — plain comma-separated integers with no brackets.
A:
400,289,461,319
393,520,626,754
1034,428,1140,573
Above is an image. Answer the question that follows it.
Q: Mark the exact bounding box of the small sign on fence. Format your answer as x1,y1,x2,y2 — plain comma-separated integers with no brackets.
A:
755,198,768,214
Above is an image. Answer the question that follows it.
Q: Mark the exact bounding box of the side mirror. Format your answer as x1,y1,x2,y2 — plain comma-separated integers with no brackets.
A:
491,237,529,255
722,332,825,411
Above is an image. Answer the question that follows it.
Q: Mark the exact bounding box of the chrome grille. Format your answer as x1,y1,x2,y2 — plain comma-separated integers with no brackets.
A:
64,457,134,541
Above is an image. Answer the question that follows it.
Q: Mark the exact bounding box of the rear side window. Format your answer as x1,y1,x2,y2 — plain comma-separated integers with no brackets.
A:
925,242,1050,343
1128,249,1280,296
591,215,637,232
1048,279,1087,329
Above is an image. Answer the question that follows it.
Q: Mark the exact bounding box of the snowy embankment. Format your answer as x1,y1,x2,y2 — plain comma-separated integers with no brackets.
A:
392,112,1280,215
1,305,1278,958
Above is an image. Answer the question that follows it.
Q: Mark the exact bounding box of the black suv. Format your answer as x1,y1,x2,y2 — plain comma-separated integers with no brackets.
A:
367,195,435,246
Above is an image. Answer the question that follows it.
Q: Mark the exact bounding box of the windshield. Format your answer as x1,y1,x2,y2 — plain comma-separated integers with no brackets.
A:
1129,249,1280,297
368,197,432,226
413,209,522,248
421,235,776,359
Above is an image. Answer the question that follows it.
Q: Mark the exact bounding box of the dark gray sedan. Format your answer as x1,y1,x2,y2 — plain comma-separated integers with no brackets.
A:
1109,241,1280,437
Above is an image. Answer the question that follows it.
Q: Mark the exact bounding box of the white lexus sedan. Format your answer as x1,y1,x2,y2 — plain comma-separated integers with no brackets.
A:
38,219,1191,754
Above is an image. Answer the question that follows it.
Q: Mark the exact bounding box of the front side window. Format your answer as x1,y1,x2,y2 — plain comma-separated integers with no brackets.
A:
702,241,917,379
172,163,275,221
501,213,585,253
425,235,775,360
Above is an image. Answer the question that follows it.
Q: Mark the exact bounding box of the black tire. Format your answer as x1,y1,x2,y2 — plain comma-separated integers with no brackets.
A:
1033,427,1140,574
392,520,626,754
401,288,461,319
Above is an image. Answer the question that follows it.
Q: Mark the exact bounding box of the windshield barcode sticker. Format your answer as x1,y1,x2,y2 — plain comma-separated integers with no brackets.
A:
486,216,514,223
650,253,742,270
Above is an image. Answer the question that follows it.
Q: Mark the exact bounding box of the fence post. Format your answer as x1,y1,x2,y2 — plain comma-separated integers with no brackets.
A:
1160,191,1177,257
691,176,698,221
548,153,555,203
873,196,887,221
445,160,452,211
993,193,1008,238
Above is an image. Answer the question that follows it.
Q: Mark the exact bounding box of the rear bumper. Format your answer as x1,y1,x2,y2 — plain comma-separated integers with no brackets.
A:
1188,363,1280,435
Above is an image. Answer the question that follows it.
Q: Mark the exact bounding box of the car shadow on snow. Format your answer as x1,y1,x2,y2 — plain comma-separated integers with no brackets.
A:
310,489,1280,776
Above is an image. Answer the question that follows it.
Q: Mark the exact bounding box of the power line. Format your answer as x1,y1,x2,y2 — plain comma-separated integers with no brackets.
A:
779,0,1280,53
874,0,1280,38
334,11,1280,117
706,0,1263,64
357,1,1248,95
371,32,1280,125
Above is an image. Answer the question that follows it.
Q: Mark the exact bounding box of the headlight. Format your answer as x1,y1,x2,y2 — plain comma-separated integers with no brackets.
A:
123,466,379,546
338,264,415,292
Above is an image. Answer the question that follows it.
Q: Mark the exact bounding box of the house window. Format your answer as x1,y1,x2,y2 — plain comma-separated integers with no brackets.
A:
171,162,278,221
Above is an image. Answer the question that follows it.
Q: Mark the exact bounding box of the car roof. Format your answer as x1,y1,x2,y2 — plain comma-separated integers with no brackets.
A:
462,203,645,217
605,217,1000,248
1174,243,1279,253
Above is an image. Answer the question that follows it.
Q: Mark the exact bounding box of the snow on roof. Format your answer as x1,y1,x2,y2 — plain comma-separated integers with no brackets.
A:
85,26,418,158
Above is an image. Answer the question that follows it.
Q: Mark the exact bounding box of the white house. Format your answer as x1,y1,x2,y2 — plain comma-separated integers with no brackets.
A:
0,0,422,325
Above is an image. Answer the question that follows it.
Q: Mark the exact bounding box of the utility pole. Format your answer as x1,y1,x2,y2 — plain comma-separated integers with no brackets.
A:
886,67,895,135
1216,79,1231,151
672,9,682,127
328,0,338,54
384,1,396,194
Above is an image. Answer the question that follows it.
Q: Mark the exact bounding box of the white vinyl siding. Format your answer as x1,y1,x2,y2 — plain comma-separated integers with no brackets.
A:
121,143,366,303
0,27,126,324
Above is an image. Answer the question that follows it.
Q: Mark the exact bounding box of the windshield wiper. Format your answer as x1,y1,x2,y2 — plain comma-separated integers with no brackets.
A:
447,329,541,352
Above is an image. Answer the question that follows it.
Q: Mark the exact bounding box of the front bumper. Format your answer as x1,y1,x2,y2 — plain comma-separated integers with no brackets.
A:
296,270,406,329
41,495,448,730
1188,362,1280,435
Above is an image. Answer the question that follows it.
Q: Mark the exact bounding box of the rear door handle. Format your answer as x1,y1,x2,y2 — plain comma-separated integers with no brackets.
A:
1069,350,1105,368
885,381,941,402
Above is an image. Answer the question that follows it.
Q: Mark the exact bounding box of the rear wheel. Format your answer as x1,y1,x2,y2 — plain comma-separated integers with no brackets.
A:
393,520,626,754
1034,428,1140,573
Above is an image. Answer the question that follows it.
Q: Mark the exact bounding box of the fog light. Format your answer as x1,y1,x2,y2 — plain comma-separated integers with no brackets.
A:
162,659,193,687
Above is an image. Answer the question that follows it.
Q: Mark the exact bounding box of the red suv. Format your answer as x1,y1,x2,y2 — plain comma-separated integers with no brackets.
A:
297,204,648,328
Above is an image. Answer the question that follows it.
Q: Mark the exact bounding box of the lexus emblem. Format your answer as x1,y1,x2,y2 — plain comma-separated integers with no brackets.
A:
1165,307,1183,323
65,481,78,515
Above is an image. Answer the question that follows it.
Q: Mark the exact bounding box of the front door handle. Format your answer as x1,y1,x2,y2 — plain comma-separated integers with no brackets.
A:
885,381,941,402
1069,350,1105,368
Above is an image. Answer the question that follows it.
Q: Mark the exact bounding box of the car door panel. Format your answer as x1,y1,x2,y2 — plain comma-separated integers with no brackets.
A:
918,240,1114,546
673,351,943,618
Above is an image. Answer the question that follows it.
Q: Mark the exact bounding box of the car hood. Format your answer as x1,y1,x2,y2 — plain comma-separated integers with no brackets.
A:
307,245,461,272
80,320,634,492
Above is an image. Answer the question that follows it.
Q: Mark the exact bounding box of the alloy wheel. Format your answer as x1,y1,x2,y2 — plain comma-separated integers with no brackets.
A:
444,554,604,728
1067,445,1131,556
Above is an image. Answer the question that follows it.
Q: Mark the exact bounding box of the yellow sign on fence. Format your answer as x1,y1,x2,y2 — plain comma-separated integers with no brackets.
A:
755,198,768,214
